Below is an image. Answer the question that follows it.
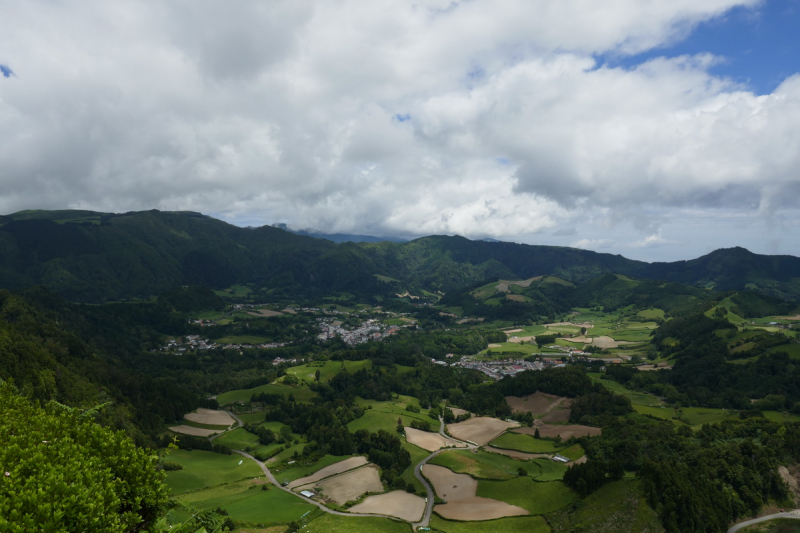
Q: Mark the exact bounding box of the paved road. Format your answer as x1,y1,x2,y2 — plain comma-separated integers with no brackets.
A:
233,450,398,520
218,412,475,530
411,417,476,530
728,510,800,532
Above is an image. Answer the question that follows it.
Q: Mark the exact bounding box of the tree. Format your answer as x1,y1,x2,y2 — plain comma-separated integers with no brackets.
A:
534,428,540,439
0,380,168,532
315,369,321,382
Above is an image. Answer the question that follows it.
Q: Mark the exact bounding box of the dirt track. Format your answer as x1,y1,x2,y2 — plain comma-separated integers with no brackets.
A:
406,427,466,452
349,491,426,522
447,417,518,445
287,456,368,489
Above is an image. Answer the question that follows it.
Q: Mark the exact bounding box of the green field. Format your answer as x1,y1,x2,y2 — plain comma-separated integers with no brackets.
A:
429,449,566,482
211,428,290,457
164,449,263,495
558,444,585,461
305,513,411,532
273,454,352,482
430,515,550,533
217,382,317,406
177,480,315,523
286,360,373,383
477,477,578,514
589,374,664,406
489,432,564,453
546,479,664,533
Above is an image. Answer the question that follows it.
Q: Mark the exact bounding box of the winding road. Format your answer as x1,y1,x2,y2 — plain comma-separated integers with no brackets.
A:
222,414,475,530
728,510,800,532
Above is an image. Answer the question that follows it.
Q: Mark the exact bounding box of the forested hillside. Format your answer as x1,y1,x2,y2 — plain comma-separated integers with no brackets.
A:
2,209,799,303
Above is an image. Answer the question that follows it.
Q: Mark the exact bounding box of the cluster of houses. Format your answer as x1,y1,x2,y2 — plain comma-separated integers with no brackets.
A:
316,318,400,346
158,335,289,353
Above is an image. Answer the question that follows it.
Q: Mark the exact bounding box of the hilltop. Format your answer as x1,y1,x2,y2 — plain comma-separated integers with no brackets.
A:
1,209,798,303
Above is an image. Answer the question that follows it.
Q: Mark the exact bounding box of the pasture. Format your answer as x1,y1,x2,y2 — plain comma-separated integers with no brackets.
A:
429,515,551,533
489,432,564,454
216,381,316,406
303,513,411,533
285,360,373,383
164,449,263,495
177,480,315,524
477,477,578,515
546,479,664,533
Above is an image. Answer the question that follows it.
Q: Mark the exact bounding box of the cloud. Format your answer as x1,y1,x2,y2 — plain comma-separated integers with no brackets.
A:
631,234,676,248
571,238,614,250
0,0,797,261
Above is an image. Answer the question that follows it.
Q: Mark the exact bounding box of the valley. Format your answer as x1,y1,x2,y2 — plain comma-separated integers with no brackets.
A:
3,210,800,533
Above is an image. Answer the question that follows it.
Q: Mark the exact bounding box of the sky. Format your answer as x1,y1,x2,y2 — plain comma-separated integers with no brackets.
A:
1,0,799,262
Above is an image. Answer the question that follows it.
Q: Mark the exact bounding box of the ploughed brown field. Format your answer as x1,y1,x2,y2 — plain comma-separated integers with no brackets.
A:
424,465,528,521
308,464,383,505
405,427,467,452
348,490,426,522
168,425,218,437
447,417,518,445
248,309,283,317
184,408,235,426
287,456,368,489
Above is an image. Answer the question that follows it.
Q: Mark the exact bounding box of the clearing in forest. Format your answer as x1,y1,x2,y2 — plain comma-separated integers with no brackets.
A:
405,427,467,452
505,392,563,416
447,417,518,445
287,456,368,489
348,490,426,522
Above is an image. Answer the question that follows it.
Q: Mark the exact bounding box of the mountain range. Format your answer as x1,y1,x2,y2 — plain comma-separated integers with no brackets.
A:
1,209,798,303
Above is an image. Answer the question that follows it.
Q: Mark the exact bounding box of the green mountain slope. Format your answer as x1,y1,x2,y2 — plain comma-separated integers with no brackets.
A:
1,209,799,303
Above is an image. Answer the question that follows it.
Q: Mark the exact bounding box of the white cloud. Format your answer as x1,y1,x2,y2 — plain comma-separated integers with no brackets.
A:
0,0,798,260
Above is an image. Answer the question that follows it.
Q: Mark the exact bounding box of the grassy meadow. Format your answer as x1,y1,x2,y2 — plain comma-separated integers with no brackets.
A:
477,477,578,515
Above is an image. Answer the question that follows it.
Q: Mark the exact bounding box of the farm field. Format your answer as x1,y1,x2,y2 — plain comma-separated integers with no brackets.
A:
303,513,411,533
547,479,664,533
211,427,285,457
446,417,518,445
515,425,601,439
164,449,263,495
309,464,383,505
489,432,564,454
287,456,368,489
348,490,426,522
177,480,316,524
429,515,551,533
216,381,316,406
425,465,528,521
477,477,578,515
405,427,466,452
276,454,354,483
184,408,235,427
168,424,219,437
286,360,373,383
430,449,568,482
505,392,563,416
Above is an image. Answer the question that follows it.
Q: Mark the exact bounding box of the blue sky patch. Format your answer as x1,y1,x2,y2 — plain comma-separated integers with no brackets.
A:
596,0,800,95
0,64,14,78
